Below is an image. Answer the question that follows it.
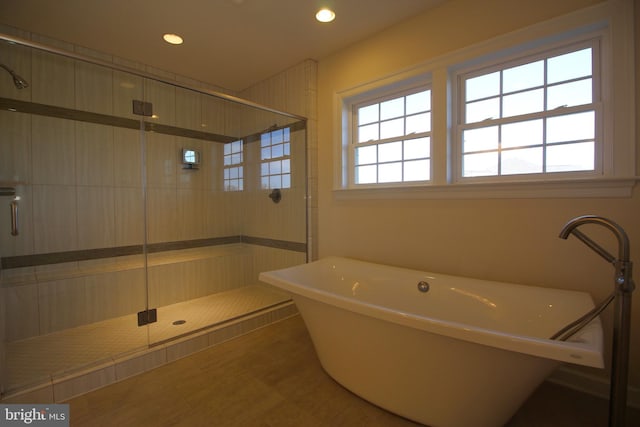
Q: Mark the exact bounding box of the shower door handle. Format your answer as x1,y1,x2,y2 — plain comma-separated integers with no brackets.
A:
10,199,18,236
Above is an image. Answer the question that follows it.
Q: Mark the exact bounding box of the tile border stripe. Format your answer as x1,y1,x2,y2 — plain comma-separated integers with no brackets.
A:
1,235,306,269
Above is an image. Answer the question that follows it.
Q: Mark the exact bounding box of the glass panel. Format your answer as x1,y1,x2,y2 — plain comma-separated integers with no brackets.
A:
272,129,284,144
501,119,543,148
358,104,379,125
281,174,291,188
356,145,377,165
0,36,308,395
404,159,430,181
501,147,543,175
359,123,379,142
546,111,595,143
463,152,499,177
404,137,430,159
463,126,499,152
465,98,500,123
547,79,592,109
466,71,500,101
356,164,377,184
406,112,430,134
270,160,282,175
380,117,404,139
148,88,306,344
547,142,595,172
503,88,544,117
380,97,404,120
282,159,291,174
0,40,149,393
379,162,402,182
272,143,284,158
270,175,282,188
406,90,430,114
503,60,544,93
379,141,402,162
548,48,592,84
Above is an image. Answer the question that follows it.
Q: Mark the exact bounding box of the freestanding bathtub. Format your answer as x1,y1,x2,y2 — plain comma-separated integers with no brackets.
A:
259,257,604,427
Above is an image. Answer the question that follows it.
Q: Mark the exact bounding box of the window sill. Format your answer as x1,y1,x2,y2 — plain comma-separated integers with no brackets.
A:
333,177,639,200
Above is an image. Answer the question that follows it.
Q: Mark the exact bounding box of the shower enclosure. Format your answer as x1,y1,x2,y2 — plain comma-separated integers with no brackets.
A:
0,31,308,399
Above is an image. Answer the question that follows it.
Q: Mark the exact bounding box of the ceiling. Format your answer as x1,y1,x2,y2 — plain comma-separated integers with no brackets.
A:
0,0,444,92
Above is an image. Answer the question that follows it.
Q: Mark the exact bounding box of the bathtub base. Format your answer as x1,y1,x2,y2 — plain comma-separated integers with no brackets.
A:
296,295,559,427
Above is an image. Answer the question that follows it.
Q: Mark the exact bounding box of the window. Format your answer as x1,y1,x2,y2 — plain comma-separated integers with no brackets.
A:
223,140,243,191
335,5,635,199
260,127,291,189
457,42,599,179
352,87,431,185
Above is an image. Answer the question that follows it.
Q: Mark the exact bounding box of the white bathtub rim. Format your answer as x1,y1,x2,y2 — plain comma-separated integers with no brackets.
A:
258,258,604,369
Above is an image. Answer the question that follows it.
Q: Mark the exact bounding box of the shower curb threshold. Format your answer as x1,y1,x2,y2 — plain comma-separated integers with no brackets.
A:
1,301,299,404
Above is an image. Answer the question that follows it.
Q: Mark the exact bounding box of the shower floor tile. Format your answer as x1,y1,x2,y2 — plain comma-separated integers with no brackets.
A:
6,285,290,393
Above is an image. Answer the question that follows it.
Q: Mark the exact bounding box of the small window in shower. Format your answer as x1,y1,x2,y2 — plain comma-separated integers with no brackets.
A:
260,127,291,189
223,140,244,191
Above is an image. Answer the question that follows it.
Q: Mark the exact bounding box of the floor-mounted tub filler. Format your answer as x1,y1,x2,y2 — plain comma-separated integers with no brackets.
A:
259,256,604,427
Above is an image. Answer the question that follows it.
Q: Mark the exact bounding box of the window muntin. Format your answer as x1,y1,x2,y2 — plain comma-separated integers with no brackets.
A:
223,140,243,191
459,43,598,179
260,127,291,189
352,88,432,185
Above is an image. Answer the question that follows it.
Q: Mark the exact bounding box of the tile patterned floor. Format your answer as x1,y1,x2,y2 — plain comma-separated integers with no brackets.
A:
65,315,640,427
6,285,290,391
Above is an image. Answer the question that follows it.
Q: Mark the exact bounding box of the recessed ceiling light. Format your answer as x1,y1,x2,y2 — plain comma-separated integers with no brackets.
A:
163,33,184,45
315,8,335,23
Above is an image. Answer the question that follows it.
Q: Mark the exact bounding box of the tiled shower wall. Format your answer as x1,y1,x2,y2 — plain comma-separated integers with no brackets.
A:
240,59,318,259
0,25,314,346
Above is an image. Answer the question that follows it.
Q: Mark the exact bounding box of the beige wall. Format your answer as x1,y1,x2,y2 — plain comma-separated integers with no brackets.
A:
316,0,639,394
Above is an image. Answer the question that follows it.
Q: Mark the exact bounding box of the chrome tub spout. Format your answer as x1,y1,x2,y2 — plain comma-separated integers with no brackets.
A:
558,215,635,427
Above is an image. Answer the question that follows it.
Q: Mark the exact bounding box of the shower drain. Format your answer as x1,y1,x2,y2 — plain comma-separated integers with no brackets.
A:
172,320,186,326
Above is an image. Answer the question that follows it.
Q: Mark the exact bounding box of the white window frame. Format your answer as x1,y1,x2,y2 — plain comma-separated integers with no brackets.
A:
260,127,291,190
337,73,433,190
333,1,636,200
453,38,602,183
223,140,244,191
349,85,432,187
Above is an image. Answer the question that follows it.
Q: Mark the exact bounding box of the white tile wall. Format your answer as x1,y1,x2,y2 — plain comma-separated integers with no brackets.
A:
113,187,144,246
0,110,31,184
144,76,176,126
32,185,77,253
74,59,113,114
5,283,40,341
77,186,116,249
30,46,75,108
146,187,179,244
112,65,144,119
75,122,115,186
175,86,202,131
31,116,75,185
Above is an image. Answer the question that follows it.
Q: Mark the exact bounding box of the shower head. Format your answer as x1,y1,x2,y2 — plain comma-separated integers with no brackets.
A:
0,63,29,89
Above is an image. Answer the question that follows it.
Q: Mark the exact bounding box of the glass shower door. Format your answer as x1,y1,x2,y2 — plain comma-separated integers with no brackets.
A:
0,37,150,395
143,79,308,346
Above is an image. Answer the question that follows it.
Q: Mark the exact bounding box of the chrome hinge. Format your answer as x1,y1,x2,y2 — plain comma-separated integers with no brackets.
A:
137,308,157,326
